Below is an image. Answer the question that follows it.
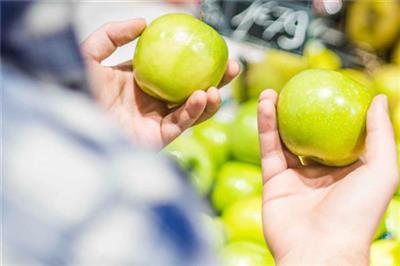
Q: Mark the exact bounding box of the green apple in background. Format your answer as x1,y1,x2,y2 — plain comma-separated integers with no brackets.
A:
222,196,264,244
134,13,228,104
212,161,262,212
386,197,400,240
230,100,260,165
201,214,226,248
163,135,214,195
370,240,400,266
264,49,309,83
373,65,400,112
346,0,400,51
219,241,275,266
245,61,285,99
192,119,230,168
304,41,341,70
278,69,373,166
339,68,376,95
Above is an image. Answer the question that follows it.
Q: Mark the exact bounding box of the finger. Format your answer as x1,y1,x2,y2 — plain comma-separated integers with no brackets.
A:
194,87,221,125
365,95,398,182
81,18,146,63
218,60,240,88
161,91,207,145
258,89,288,183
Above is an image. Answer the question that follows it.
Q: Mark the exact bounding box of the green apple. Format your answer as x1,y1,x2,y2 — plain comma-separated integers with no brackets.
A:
304,41,341,70
245,61,285,99
163,135,214,195
373,65,400,112
386,197,400,240
230,100,260,165
346,0,400,51
201,214,226,248
264,49,309,83
339,68,376,95
192,119,230,168
134,13,228,104
370,240,400,266
222,196,264,244
219,241,275,266
212,161,262,212
278,69,373,166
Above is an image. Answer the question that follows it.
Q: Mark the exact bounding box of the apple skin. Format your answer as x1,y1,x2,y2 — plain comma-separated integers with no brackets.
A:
373,65,400,112
221,196,264,244
192,119,230,168
163,135,214,195
212,161,262,212
278,69,373,166
386,197,400,240
370,240,400,266
230,100,260,165
346,0,400,51
134,13,228,104
219,241,275,266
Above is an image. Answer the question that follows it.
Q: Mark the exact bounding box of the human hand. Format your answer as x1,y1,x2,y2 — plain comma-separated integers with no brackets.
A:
257,90,398,266
81,19,239,149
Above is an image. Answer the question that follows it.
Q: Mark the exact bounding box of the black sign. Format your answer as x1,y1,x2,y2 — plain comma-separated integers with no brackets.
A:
199,0,313,54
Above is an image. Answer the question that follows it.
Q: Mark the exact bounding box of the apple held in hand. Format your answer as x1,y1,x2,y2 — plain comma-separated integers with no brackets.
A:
278,69,373,166
163,135,214,195
219,241,275,266
222,196,264,244
212,161,262,212
230,100,260,165
134,13,228,104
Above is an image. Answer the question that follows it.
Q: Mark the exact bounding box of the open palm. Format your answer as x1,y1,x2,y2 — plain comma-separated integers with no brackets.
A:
257,90,398,265
81,19,239,148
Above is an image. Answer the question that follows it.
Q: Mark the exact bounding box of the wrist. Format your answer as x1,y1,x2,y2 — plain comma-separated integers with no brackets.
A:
275,245,369,266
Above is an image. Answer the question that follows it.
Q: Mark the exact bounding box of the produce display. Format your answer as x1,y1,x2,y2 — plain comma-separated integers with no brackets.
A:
164,53,400,265
137,5,400,265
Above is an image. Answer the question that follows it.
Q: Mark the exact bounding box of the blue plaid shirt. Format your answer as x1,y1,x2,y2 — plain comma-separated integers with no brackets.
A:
2,2,217,265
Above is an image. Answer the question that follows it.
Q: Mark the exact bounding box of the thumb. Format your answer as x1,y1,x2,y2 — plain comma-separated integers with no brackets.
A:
365,95,398,185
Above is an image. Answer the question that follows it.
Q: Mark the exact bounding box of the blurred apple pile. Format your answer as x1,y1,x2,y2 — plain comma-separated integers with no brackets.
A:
163,2,400,264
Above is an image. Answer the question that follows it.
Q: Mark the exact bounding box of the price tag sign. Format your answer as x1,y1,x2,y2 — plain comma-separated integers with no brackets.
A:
199,0,313,54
